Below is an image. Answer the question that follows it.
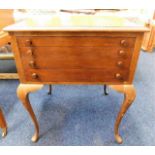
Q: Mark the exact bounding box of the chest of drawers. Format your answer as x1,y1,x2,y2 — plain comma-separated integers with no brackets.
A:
4,17,148,144
17,35,135,84
13,32,139,84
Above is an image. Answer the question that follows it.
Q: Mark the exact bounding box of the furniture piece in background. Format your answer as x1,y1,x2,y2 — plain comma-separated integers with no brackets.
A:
5,16,148,144
0,107,7,137
142,11,155,52
0,9,14,139
0,9,18,79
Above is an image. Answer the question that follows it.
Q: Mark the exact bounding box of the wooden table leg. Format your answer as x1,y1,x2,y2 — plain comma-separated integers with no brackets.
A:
17,84,44,142
0,107,7,137
109,84,136,144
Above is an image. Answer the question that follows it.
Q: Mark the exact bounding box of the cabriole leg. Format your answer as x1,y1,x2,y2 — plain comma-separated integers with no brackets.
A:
0,107,7,137
109,84,136,144
17,84,44,142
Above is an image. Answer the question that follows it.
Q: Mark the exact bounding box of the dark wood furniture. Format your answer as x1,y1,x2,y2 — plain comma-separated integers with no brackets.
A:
4,16,148,144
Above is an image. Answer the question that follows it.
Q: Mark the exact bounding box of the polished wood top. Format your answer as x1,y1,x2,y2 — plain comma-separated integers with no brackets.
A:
4,15,149,32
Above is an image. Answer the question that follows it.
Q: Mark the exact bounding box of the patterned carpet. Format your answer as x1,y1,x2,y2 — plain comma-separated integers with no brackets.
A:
0,49,155,145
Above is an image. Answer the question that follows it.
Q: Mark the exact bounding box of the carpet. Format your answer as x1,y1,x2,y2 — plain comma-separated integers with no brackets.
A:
0,49,155,145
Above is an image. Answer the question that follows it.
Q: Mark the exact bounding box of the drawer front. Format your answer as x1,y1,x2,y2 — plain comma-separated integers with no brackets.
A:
17,36,135,48
19,46,133,70
17,35,135,83
25,68,129,83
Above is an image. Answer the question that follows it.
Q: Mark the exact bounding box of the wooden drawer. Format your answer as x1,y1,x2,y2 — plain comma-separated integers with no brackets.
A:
15,35,137,83
24,68,129,83
19,46,133,70
17,36,135,48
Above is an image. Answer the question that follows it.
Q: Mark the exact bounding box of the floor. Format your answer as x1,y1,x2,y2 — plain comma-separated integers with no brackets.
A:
0,49,155,146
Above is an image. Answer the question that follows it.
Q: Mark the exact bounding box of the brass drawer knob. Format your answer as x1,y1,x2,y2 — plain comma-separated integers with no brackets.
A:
29,61,35,68
25,40,32,46
117,61,123,67
118,50,125,56
115,73,122,80
120,40,128,47
27,49,33,56
31,73,38,79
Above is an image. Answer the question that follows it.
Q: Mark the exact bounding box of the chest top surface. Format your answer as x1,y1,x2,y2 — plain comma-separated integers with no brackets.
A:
4,15,149,32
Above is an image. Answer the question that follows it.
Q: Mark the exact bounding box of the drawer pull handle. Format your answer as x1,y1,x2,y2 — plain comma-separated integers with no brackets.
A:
120,40,128,47
29,61,35,68
25,40,32,46
115,73,122,80
31,73,38,79
117,61,123,67
118,50,125,56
